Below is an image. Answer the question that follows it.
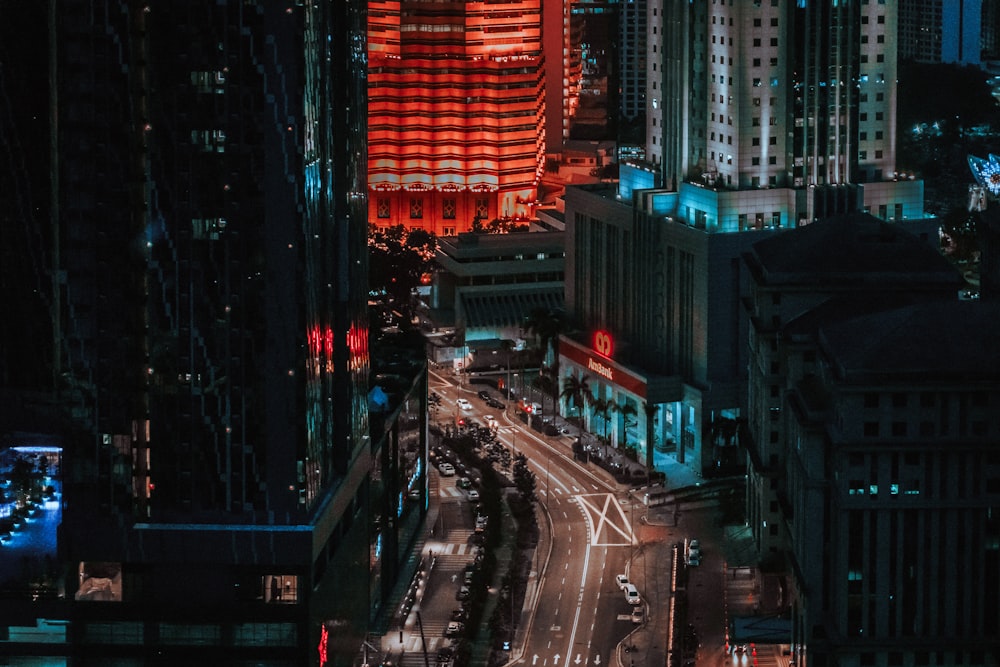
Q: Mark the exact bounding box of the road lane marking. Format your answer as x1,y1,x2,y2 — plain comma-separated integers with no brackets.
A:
574,493,635,546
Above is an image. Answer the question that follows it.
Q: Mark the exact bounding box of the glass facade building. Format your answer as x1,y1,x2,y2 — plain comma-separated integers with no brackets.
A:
42,2,384,665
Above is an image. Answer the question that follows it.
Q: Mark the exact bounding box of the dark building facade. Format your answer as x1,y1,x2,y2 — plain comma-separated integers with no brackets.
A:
4,2,389,665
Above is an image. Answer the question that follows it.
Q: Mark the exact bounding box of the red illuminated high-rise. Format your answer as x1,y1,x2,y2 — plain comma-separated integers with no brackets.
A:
368,1,546,233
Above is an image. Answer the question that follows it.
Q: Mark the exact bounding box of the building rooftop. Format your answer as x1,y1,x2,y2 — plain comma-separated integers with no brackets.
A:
461,288,563,329
748,212,963,288
819,300,1000,382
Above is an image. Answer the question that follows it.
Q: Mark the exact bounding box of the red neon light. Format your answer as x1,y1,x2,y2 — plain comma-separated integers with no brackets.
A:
593,330,613,358
317,624,328,666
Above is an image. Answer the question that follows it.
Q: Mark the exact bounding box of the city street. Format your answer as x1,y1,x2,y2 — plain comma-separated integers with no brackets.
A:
424,366,761,667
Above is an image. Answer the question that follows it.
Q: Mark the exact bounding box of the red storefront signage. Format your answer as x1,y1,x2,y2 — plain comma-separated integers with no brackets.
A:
562,337,647,398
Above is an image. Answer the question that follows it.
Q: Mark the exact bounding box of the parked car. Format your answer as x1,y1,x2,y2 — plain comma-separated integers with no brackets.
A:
477,390,491,401
624,583,641,605
615,574,630,590
467,489,480,501
439,462,456,476
457,477,472,489
486,397,506,410
446,621,464,637
631,606,645,624
456,585,470,600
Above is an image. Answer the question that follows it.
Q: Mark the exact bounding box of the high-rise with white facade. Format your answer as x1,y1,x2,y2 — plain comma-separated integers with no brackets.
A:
631,0,921,227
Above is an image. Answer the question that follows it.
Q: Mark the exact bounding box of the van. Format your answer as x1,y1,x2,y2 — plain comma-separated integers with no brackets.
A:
623,583,641,605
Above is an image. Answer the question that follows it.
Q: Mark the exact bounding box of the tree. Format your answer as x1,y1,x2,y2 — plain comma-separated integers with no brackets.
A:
618,401,638,453
522,307,565,377
559,373,592,436
512,452,536,505
368,224,436,313
591,397,618,456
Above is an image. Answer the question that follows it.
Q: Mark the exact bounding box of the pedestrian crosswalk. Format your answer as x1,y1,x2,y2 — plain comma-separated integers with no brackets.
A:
438,486,465,498
433,539,476,556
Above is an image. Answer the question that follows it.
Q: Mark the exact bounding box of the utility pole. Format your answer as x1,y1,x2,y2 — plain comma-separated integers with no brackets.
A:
415,611,431,667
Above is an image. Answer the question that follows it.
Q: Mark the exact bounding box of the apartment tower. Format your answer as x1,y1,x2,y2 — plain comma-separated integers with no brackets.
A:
368,1,546,233
50,2,377,665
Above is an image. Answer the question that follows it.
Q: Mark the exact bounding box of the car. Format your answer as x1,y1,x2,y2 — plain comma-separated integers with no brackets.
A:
456,585,470,600
477,390,491,401
439,462,456,476
631,606,645,624
457,477,472,489
456,398,472,411
476,515,488,530
451,608,469,622
486,397,506,410
436,646,455,664
408,488,422,501
688,539,701,553
615,574,630,590
467,489,480,501
686,551,701,567
446,621,464,637
624,583,641,605
483,414,498,429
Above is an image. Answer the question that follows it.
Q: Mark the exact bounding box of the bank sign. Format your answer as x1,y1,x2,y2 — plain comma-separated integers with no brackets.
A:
561,333,647,398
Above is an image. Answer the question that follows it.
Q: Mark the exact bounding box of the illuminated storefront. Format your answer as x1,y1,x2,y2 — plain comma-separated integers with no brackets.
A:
368,1,546,233
558,333,691,473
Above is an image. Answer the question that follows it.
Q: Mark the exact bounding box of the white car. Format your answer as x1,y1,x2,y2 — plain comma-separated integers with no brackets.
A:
615,574,630,590
484,414,498,429
456,398,472,410
624,583,641,605
439,462,456,476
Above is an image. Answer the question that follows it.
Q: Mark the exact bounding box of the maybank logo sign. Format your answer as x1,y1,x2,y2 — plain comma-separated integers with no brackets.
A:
588,357,614,381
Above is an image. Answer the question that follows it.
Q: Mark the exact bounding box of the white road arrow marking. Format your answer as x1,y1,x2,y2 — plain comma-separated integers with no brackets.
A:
594,654,602,665
532,655,539,665
574,654,582,664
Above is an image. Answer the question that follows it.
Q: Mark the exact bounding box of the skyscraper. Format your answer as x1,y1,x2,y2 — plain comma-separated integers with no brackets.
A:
636,0,922,225
368,0,546,233
50,2,377,664
898,0,983,65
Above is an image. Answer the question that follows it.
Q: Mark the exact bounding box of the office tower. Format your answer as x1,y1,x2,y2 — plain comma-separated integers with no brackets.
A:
899,0,983,65
544,0,582,155
743,214,963,557
47,3,388,665
368,1,546,233
743,220,997,661
637,0,921,225
619,0,647,125
561,1,938,480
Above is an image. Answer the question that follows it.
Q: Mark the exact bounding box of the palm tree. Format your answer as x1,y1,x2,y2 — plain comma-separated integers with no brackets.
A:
591,397,619,457
618,401,638,453
522,307,564,378
559,373,592,436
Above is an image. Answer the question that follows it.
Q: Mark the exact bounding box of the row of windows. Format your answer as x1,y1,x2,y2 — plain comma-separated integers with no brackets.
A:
863,392,991,409
376,197,489,220
862,420,990,438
